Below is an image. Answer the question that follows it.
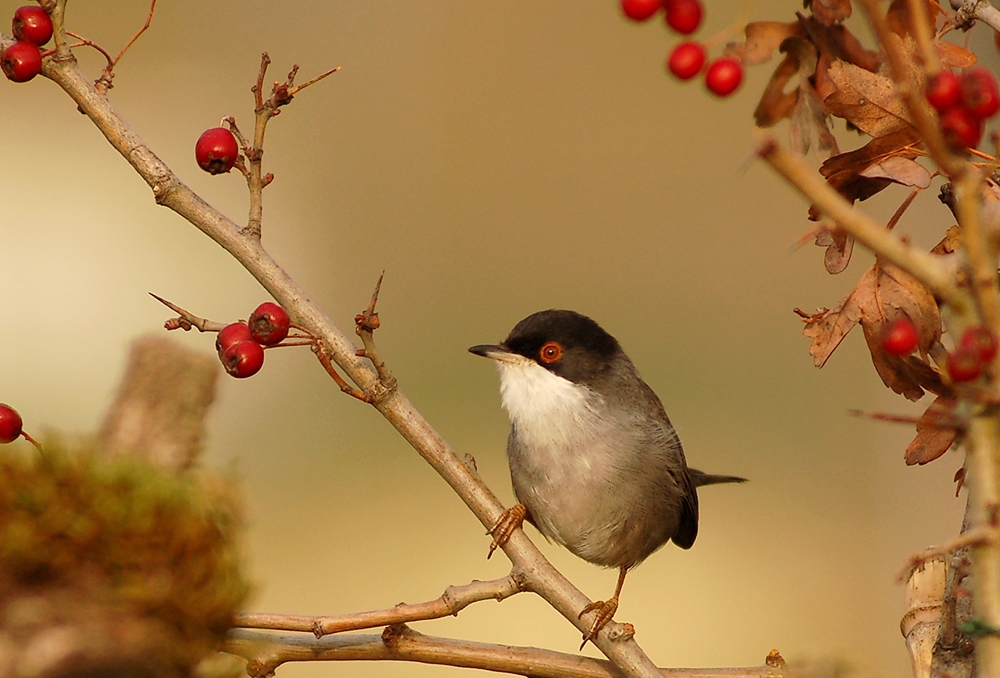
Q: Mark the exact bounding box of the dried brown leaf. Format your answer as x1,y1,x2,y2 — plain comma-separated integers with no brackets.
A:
790,81,840,159
824,60,912,137
814,227,856,274
799,14,881,73
810,0,852,26
937,41,977,69
742,21,806,66
904,397,960,465
886,0,938,38
859,156,931,188
801,259,942,400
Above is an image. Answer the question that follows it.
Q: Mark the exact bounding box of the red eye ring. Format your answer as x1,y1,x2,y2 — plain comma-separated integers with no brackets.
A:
539,342,563,364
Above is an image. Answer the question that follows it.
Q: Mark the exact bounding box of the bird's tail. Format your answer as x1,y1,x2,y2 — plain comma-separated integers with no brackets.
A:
688,468,747,487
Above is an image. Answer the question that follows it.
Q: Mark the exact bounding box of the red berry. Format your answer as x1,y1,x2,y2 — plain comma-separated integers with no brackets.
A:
0,404,24,444
1,41,41,82
959,326,999,364
216,322,254,355
221,341,265,379
620,0,662,22
705,57,743,97
926,71,961,112
881,318,919,356
947,347,983,383
960,68,1000,119
940,106,984,150
249,302,290,346
667,41,706,80
12,6,52,46
195,127,240,175
665,0,703,35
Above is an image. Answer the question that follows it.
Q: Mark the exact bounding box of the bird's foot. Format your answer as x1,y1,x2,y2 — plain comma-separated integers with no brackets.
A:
578,596,619,649
487,503,527,558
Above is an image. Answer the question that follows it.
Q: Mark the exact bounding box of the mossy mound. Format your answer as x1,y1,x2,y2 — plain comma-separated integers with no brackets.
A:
0,445,250,678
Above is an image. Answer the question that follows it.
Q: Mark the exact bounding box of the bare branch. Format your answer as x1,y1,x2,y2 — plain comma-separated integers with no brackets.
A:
223,626,782,678
234,575,521,636
949,0,1000,32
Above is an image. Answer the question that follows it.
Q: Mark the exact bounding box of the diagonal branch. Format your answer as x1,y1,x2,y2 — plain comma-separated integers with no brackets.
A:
17,11,664,678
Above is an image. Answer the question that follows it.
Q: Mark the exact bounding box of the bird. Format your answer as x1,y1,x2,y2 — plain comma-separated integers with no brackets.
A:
469,309,745,647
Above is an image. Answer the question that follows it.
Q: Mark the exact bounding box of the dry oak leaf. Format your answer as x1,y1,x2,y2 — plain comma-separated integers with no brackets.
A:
886,0,938,38
808,0,852,26
937,41,977,69
818,127,925,204
798,13,880,102
824,60,913,137
799,259,942,400
904,396,960,465
740,21,806,66
755,37,817,128
808,128,924,271
814,226,856,275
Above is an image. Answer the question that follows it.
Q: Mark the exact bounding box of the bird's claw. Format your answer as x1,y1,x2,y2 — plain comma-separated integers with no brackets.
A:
487,503,527,559
578,596,619,649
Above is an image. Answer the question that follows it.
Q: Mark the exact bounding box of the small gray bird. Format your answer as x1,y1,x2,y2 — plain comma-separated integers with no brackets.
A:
470,309,744,646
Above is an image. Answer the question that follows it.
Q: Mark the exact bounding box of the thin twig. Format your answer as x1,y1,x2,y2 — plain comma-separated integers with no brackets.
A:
898,525,1000,582
288,66,340,97
148,292,227,333
111,0,156,66
355,272,396,392
234,575,522,636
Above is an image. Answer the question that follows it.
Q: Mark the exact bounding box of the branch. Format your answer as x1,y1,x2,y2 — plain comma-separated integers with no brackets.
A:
26,15,666,678
949,0,1000,32
755,135,966,310
223,626,782,678
234,575,521,636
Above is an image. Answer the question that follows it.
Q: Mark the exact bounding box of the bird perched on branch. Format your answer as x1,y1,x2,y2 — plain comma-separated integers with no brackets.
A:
470,309,745,647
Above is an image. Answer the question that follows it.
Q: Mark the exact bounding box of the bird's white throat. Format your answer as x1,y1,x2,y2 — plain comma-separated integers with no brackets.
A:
495,359,604,452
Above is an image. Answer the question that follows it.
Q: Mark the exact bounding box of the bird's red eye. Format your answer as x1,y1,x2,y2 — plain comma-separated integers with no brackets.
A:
539,342,563,364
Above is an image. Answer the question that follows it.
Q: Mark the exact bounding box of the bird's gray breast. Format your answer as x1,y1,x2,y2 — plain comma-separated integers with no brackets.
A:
497,360,685,568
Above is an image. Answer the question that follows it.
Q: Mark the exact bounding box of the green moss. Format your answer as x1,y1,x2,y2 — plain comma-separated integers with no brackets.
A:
0,445,251,669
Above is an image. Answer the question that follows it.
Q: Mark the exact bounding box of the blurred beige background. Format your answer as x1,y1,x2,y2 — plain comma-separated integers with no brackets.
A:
1,2,993,676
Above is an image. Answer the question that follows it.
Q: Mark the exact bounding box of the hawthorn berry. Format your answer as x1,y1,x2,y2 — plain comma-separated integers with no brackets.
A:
216,322,253,355
1,41,42,82
940,105,984,150
12,6,52,46
221,341,265,379
705,57,743,97
959,326,999,364
249,302,290,346
925,71,961,113
665,0,703,35
881,318,919,356
195,127,240,175
0,404,23,444
620,0,662,22
947,347,983,383
667,41,706,81
960,68,1000,120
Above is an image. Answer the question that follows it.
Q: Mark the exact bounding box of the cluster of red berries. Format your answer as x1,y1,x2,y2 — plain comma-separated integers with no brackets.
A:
620,0,743,98
215,302,291,379
926,68,1000,151
881,318,998,383
1,5,52,83
195,127,241,175
0,403,26,444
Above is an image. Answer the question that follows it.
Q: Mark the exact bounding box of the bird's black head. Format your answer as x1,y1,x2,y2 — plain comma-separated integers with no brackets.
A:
498,309,622,384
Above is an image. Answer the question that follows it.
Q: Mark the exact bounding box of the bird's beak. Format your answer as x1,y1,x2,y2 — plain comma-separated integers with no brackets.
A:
468,344,521,364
